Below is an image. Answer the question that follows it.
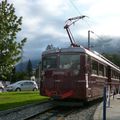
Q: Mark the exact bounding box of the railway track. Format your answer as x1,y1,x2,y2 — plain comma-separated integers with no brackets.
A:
0,100,57,120
25,100,100,120
0,99,100,120
26,106,80,120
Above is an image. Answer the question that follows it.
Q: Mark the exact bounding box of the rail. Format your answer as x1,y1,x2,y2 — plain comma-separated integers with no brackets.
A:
0,100,56,120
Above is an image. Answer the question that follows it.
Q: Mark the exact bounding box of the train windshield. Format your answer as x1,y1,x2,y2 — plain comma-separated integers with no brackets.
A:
43,55,57,69
59,54,80,69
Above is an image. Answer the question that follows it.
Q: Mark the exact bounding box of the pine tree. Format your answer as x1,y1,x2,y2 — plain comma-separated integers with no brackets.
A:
26,59,33,79
0,0,27,79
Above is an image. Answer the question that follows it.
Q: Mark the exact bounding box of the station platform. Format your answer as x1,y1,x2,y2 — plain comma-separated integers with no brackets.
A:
94,94,120,120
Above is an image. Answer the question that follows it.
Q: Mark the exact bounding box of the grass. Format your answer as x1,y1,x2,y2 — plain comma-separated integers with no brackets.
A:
0,91,49,111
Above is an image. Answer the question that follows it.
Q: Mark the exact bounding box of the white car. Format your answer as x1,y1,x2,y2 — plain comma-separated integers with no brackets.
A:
6,80,38,91
0,82,4,92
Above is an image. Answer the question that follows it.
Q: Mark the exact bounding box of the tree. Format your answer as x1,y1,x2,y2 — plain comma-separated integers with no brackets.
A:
26,59,33,79
46,44,55,50
102,53,120,67
0,0,27,79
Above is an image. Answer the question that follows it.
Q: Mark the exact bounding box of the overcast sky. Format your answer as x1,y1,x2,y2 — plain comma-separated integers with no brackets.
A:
8,0,120,60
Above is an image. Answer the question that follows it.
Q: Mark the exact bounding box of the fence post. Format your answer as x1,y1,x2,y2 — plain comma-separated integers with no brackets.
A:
103,84,106,120
107,85,110,107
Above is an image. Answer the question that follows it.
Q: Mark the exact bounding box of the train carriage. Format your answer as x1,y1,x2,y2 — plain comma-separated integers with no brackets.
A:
40,46,120,101
40,16,120,101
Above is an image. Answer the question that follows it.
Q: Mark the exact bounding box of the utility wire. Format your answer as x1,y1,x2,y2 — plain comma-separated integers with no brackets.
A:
68,0,93,30
69,0,82,15
68,0,106,43
93,32,106,41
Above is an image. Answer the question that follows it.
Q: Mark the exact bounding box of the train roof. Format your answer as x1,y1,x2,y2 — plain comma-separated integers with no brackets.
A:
85,48,120,72
42,46,85,55
42,46,120,72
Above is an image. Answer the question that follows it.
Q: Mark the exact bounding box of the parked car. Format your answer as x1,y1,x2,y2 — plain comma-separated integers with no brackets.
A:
0,82,4,92
6,80,38,92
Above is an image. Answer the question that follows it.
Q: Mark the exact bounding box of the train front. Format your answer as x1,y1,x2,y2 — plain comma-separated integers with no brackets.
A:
40,47,86,100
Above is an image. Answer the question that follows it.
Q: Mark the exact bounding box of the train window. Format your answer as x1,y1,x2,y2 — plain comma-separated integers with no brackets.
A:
111,70,113,78
117,73,119,79
91,60,98,75
111,70,115,78
111,70,119,79
114,71,119,79
59,54,80,69
99,64,104,76
104,66,107,77
43,55,57,69
115,72,117,79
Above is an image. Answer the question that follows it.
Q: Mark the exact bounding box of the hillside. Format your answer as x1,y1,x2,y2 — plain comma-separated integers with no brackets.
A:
16,59,40,72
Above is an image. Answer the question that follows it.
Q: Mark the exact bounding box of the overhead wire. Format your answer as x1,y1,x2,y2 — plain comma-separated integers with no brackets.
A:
68,0,107,43
68,0,92,28
69,0,83,16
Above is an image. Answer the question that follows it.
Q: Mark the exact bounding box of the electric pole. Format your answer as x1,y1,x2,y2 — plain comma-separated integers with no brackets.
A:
88,30,94,50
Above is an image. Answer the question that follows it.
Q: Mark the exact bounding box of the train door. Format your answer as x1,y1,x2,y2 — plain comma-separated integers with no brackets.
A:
85,54,92,99
40,55,58,96
107,66,111,83
58,54,81,98
75,53,86,99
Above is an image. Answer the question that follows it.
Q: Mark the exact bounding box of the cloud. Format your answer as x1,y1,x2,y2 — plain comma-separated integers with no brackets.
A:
23,34,69,60
83,0,120,36
7,0,120,61
88,0,120,16
36,0,69,16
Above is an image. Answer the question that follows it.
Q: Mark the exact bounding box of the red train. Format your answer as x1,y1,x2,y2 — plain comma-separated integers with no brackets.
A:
40,46,120,101
40,16,120,101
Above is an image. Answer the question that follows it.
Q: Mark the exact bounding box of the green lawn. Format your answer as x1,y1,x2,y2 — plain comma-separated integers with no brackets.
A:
0,91,49,111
